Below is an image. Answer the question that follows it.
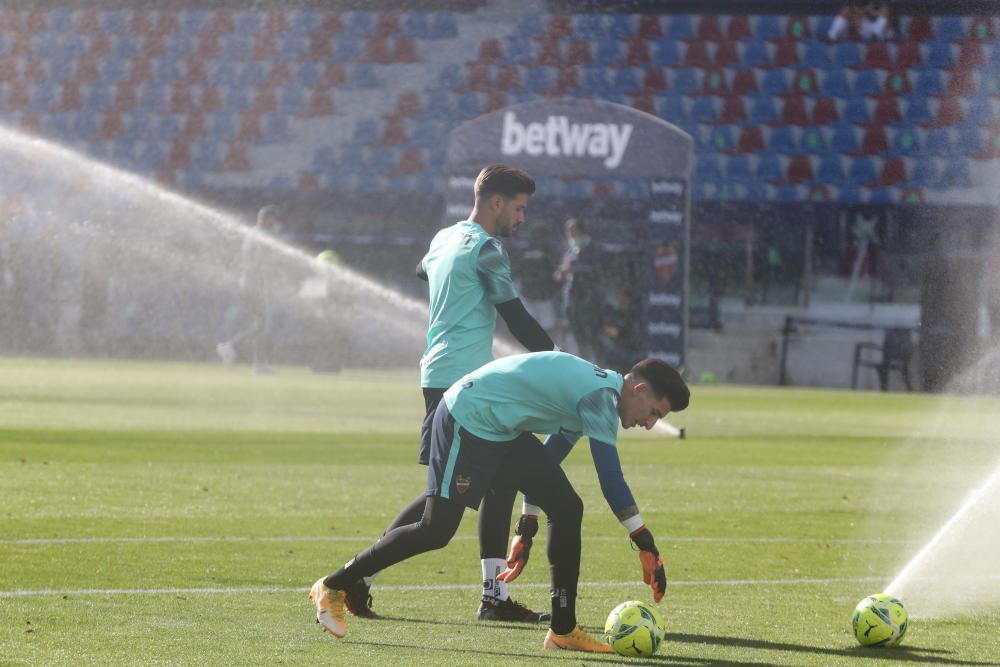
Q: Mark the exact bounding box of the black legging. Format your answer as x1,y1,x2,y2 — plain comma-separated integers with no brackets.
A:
324,433,583,633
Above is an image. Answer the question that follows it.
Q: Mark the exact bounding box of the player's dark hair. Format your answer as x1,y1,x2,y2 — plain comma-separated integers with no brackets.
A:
630,358,690,412
475,165,535,200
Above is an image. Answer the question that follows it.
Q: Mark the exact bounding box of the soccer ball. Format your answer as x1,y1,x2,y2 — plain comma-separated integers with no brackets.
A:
604,600,665,656
852,594,908,647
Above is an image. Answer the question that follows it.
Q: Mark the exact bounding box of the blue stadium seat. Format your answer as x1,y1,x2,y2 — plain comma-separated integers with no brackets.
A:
694,155,723,184
726,154,752,182
206,62,239,87
192,142,222,171
842,96,871,125
234,10,264,34
748,94,778,124
761,69,789,96
180,10,211,34
110,139,137,167
935,16,965,42
221,34,253,61
206,113,236,140
848,157,877,185
103,58,130,84
575,13,603,39
223,87,251,112
428,12,458,39
278,84,306,114
84,85,112,112
802,39,831,68
708,126,735,152
502,35,535,65
820,68,851,98
799,127,827,154
514,12,545,38
833,42,861,68
453,92,482,119
340,142,365,166
43,113,73,140
964,94,996,126
155,114,183,141
73,112,100,138
925,41,954,68
28,82,60,112
651,37,680,67
114,36,143,61
335,33,363,61
773,186,800,202
312,146,339,171
989,41,1000,68
889,126,920,156
901,95,931,125
523,67,554,95
938,159,971,187
137,84,168,113
423,88,452,117
908,156,938,186
756,15,783,40
831,124,859,153
608,15,635,38
47,9,73,32
295,62,322,88
665,14,694,40
580,66,610,96
655,92,688,123
369,147,396,174
756,153,783,182
742,38,771,68
165,34,197,62
278,35,310,61
260,113,290,143
592,36,622,67
690,96,717,123
437,64,464,90
410,118,444,148
47,56,76,84
923,128,951,156
955,126,983,155
914,68,943,96
768,125,796,154
348,63,378,89
289,10,323,36
611,67,640,95
853,70,880,97
238,62,267,87
136,140,165,169
345,11,375,36
867,187,894,204
671,68,699,95
120,114,152,141
352,118,379,145
816,154,846,185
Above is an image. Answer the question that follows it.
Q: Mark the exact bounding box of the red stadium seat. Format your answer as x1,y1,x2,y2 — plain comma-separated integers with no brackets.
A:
130,10,153,35
777,95,810,126
731,68,759,95
253,33,277,60
771,39,801,68
0,59,16,83
970,16,995,41
393,36,419,62
878,157,907,186
238,113,263,142
496,65,522,91
98,111,124,139
477,38,504,62
927,95,963,127
858,125,889,155
394,148,426,176
715,95,747,124
25,9,46,32
884,69,912,95
631,93,656,115
641,68,668,93
302,89,335,116
199,86,222,112
697,15,724,42
198,33,222,59
364,36,394,64
76,9,100,32
222,141,249,171
0,10,19,32
483,90,507,113
377,115,408,146
872,97,902,125
535,38,564,67
565,40,592,65
251,89,277,114
320,62,346,88
58,82,83,112
374,12,402,38
319,12,345,37
895,41,923,68
395,90,422,116
637,14,663,39
23,59,45,83
701,68,729,95
726,15,753,41
857,42,892,70
266,62,293,86
113,84,137,111
167,140,191,169
812,97,840,125
264,10,288,34
683,40,712,68
169,86,194,114
207,11,234,36
553,66,580,95
786,155,815,184
945,68,974,96
547,13,573,38
906,16,933,41
182,113,206,139
736,125,765,153
790,68,819,96
19,113,42,134
713,40,740,68
957,41,984,68
624,38,651,66
464,63,492,92
308,34,333,60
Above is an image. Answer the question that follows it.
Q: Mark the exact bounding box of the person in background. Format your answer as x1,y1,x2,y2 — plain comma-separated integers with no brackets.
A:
555,218,602,360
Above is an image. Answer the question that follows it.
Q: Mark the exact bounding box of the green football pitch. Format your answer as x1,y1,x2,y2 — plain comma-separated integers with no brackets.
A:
2,357,998,666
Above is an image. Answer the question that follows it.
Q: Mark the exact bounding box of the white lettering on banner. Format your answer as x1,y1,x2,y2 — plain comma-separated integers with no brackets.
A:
649,292,682,307
648,322,682,337
650,180,684,195
446,204,468,217
449,176,475,189
500,112,633,169
649,352,683,366
649,210,683,224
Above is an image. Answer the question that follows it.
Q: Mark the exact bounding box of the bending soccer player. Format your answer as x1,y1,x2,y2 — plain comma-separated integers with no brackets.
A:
342,165,557,622
310,351,690,652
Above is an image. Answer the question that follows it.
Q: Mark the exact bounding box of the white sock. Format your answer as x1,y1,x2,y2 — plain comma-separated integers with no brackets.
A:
481,558,509,601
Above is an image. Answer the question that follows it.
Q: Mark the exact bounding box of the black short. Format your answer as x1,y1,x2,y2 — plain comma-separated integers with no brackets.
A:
426,401,563,511
417,387,446,466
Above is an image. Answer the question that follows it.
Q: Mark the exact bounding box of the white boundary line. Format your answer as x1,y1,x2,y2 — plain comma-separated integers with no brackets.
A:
0,535,918,546
0,577,888,598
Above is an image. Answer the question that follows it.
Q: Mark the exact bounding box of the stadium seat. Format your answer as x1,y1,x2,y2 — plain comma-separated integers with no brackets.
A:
671,68,700,96
853,69,880,97
523,67,554,95
335,33,363,61
696,15,724,41
799,126,827,154
913,68,943,97
889,126,920,156
708,125,735,152
785,15,811,40
656,92,688,123
895,41,923,69
871,97,901,125
735,125,765,153
636,14,663,39
742,38,771,68
731,68,759,95
694,154,723,184
777,95,810,126
727,15,752,40
713,40,739,68
611,67,640,96
725,154,752,182
908,156,938,186
630,93,656,115
756,15,782,40
938,158,971,187
833,41,861,69
428,11,458,38
964,94,996,126
641,68,667,93
348,63,378,89
858,42,892,70
748,94,778,124
842,96,871,125
802,39,831,68
552,67,579,96
928,96,963,127
790,69,818,96
682,40,711,68
623,38,650,67
206,112,236,140
925,40,954,68
877,157,907,186
565,39,592,66
812,97,839,125
756,152,783,182
716,95,747,124
651,37,680,67
970,16,995,40
768,125,796,154
923,127,951,156
832,123,860,153
935,16,965,42
816,154,846,185
858,125,889,155
574,13,602,38
772,185,799,202
701,68,728,96
760,68,789,96
786,155,814,184
771,39,800,67
402,11,429,39
665,14,693,40
883,69,911,96
956,40,984,68
848,156,877,185
944,68,974,97
899,95,931,126
954,126,983,155
608,14,634,38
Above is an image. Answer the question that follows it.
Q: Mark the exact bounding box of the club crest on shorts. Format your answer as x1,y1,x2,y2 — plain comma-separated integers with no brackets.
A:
455,474,472,494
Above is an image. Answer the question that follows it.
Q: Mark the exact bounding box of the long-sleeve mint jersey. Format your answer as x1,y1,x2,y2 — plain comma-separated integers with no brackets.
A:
420,220,519,389
444,351,638,515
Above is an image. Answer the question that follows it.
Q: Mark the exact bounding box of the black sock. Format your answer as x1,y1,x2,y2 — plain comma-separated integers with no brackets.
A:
549,584,577,635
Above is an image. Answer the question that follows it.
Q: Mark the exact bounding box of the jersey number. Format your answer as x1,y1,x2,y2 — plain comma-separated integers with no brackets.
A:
593,366,607,378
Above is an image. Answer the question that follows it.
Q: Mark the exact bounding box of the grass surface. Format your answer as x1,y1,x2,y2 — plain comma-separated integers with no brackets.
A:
2,358,999,666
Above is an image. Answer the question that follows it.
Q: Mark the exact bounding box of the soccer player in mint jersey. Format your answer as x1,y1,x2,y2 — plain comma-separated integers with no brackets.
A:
310,352,689,652
341,165,557,623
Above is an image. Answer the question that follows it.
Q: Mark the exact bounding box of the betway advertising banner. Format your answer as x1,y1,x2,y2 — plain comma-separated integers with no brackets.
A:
445,99,691,368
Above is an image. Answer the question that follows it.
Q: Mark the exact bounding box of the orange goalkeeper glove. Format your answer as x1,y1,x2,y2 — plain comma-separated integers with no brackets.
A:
497,514,538,583
631,526,666,602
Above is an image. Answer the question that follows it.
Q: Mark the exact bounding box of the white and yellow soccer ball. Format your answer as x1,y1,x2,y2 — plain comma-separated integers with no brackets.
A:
604,600,665,656
852,594,908,647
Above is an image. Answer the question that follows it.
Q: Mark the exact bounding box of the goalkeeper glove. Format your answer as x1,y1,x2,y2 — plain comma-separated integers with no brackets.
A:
630,526,666,602
497,514,538,583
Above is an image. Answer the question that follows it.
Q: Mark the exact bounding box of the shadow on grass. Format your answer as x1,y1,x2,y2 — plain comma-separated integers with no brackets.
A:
668,632,1000,666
